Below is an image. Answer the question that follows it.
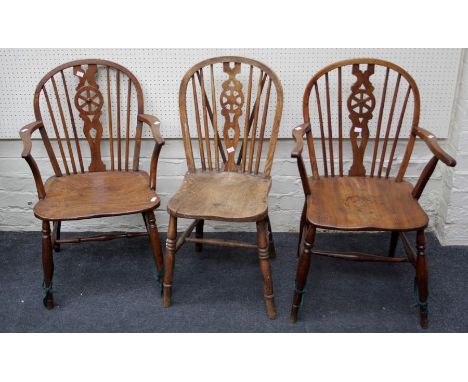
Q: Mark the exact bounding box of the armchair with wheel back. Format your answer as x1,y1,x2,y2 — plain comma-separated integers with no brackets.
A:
20,59,165,309
290,58,456,328
163,56,283,319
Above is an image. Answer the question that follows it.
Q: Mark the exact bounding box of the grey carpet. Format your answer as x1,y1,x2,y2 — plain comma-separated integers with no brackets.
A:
0,230,466,332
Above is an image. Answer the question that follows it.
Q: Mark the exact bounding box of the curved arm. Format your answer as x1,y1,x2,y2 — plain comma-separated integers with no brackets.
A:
291,122,311,158
138,114,165,190
415,127,456,167
411,127,457,199
19,121,46,199
291,122,312,195
20,121,43,158
138,114,165,145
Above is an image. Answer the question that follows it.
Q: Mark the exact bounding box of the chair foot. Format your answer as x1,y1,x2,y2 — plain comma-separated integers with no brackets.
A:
265,295,276,320
290,224,316,323
162,283,172,308
195,220,204,253
257,220,276,320
43,291,54,310
290,304,299,323
163,215,177,308
290,288,306,323
419,303,428,329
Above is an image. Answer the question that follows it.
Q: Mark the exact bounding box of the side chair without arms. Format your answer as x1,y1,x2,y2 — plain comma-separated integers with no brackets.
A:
163,56,283,319
20,59,165,309
290,58,456,328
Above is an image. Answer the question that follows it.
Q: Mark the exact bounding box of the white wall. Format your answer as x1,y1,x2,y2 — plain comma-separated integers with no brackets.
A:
435,50,468,245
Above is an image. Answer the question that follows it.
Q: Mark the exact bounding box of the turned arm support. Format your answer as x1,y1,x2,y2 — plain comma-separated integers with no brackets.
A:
19,121,46,199
138,114,165,190
291,122,312,195
412,127,457,199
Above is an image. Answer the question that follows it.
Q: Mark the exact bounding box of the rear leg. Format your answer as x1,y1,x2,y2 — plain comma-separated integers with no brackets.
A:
52,221,61,252
195,219,204,252
388,231,399,257
266,215,276,259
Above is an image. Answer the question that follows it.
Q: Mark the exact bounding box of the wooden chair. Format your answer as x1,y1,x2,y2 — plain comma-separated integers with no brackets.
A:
290,58,456,328
163,56,283,319
20,59,165,309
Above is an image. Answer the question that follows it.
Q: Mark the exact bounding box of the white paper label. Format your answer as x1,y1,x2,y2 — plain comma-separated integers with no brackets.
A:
354,127,362,133
227,146,235,153
76,70,84,77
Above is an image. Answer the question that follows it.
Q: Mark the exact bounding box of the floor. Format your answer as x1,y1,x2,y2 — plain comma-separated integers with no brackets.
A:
0,230,466,332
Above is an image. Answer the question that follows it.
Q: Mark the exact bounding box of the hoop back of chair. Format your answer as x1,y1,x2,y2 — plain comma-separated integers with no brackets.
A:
34,59,145,176
179,56,283,177
303,58,420,181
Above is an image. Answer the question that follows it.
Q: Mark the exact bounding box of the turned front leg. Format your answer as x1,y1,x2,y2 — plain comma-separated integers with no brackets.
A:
163,215,177,307
291,224,316,323
42,220,54,309
257,220,276,320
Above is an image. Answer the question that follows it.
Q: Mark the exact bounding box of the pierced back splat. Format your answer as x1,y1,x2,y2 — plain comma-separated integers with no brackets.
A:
220,62,244,171
303,58,420,180
347,63,375,176
73,65,106,172
179,56,283,177
33,59,145,177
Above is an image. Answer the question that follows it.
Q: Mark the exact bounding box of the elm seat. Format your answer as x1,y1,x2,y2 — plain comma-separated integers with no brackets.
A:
167,171,272,222
306,177,428,231
34,171,160,221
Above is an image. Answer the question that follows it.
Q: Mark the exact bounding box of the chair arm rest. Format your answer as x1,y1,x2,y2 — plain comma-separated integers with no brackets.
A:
138,114,165,146
291,122,312,195
20,121,43,158
19,121,46,199
291,122,311,158
415,127,456,167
